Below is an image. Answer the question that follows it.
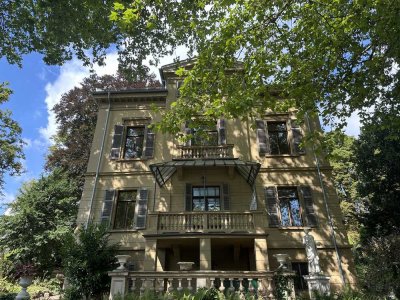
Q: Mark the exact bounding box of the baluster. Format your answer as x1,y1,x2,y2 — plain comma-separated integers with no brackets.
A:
249,279,254,294
130,277,136,293
167,278,174,293
267,277,274,299
140,278,146,295
149,279,155,291
219,278,225,292
228,278,235,293
187,278,193,292
238,278,244,294
177,278,183,292
210,278,215,289
157,278,164,294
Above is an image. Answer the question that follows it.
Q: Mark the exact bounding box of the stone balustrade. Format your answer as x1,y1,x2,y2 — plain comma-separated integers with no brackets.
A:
176,144,234,159
155,211,258,233
109,270,279,299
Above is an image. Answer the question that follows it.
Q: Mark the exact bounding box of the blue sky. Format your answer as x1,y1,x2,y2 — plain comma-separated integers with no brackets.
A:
0,49,361,214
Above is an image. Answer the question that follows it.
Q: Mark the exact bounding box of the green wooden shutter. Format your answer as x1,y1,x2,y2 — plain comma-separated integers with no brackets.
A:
185,184,192,211
110,125,124,159
264,187,280,227
100,190,115,227
300,186,318,227
291,120,305,155
134,188,149,229
144,126,155,158
223,183,230,210
218,119,226,145
256,120,269,156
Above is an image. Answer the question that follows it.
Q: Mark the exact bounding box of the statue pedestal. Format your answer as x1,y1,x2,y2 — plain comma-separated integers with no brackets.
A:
303,274,330,299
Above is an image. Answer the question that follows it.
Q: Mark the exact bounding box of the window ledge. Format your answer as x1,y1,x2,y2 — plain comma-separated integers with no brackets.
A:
115,158,151,162
264,154,304,158
278,226,308,230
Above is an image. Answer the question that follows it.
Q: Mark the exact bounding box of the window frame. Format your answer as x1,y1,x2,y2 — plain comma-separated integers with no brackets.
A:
257,115,305,157
291,262,309,291
276,187,304,227
191,185,222,212
266,120,291,155
112,190,138,230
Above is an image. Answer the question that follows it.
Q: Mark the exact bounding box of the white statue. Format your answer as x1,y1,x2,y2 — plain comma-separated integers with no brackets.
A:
303,228,322,274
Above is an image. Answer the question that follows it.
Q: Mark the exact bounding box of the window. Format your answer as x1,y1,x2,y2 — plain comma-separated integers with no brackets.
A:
184,119,226,146
110,121,155,160
114,190,137,229
192,186,221,211
124,126,145,159
100,188,149,230
264,186,317,227
185,183,230,211
267,122,289,155
277,188,303,226
256,118,305,156
292,262,309,291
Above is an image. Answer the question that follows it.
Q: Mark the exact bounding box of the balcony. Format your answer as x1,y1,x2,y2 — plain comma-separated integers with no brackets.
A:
148,211,264,233
176,144,234,159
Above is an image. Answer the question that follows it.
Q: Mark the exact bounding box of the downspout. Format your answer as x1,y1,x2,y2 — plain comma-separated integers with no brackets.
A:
86,92,112,228
305,113,346,286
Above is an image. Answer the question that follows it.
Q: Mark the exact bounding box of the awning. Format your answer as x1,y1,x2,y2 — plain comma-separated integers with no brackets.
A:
149,159,261,187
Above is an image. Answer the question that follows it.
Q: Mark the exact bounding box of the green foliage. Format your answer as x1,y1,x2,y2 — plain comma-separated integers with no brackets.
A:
0,82,25,193
0,169,79,276
324,131,360,244
61,223,119,300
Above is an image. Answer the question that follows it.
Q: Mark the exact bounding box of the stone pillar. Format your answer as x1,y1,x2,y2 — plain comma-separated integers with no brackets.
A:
198,238,212,288
108,271,129,300
143,238,157,271
254,238,269,271
303,274,331,299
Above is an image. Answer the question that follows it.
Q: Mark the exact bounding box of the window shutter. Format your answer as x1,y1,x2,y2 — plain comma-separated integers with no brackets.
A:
185,184,192,211
223,183,230,210
264,187,280,227
100,190,115,227
217,119,227,145
110,125,124,159
291,120,305,154
300,186,318,227
256,120,269,156
134,188,149,229
184,121,192,146
144,127,155,158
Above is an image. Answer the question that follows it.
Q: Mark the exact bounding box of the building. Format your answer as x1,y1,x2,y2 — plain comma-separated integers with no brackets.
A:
76,59,356,297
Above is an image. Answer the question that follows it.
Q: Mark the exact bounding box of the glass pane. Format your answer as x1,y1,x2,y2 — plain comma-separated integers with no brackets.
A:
277,132,289,154
127,127,144,136
124,136,143,158
207,198,221,211
114,202,127,229
269,135,279,154
280,201,291,226
193,188,200,197
278,188,297,198
268,122,286,131
119,190,137,201
290,199,303,226
126,202,136,228
192,199,205,211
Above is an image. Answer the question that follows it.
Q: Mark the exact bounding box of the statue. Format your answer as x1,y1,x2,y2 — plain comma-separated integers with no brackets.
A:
303,228,322,274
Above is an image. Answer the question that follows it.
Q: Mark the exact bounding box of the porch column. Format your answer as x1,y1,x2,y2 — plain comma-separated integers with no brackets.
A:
143,238,157,271
199,238,212,288
254,238,270,292
254,238,269,271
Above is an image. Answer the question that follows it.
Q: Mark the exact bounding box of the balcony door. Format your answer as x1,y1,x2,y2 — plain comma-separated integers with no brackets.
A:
192,186,221,211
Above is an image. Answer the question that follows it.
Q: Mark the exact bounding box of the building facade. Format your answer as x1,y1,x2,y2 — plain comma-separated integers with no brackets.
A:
76,60,356,297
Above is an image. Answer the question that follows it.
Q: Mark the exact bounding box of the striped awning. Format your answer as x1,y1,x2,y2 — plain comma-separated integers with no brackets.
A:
149,159,260,187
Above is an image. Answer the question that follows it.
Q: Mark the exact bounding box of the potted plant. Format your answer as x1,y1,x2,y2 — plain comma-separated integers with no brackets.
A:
14,262,37,300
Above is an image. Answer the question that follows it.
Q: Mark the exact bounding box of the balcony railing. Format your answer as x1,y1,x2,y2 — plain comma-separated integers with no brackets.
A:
176,144,234,159
154,212,257,233
109,270,281,298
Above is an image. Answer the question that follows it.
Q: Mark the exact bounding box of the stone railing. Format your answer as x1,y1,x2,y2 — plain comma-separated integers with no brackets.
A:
152,211,260,233
109,270,282,299
176,144,234,159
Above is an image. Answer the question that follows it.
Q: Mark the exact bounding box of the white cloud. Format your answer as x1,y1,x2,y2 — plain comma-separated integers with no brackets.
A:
1,191,15,216
39,52,119,144
344,111,361,137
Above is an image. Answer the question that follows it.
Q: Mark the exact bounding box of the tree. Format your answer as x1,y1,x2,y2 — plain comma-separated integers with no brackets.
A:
62,223,118,300
325,131,360,244
46,73,161,192
0,82,24,193
0,169,79,276
2,1,400,134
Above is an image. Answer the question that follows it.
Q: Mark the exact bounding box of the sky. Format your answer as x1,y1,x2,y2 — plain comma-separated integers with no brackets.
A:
0,50,361,214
